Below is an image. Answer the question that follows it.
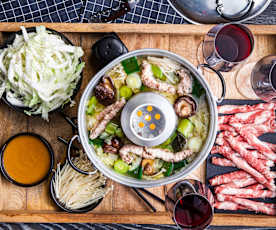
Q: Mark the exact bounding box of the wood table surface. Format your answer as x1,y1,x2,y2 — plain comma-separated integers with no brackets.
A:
0,23,275,226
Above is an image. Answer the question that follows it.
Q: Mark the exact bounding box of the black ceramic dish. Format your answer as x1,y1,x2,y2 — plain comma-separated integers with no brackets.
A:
0,132,55,187
49,164,103,213
0,27,83,117
206,99,276,215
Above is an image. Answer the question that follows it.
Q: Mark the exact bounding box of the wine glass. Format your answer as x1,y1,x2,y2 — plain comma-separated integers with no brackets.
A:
245,55,276,101
202,23,254,72
196,23,255,103
165,179,214,230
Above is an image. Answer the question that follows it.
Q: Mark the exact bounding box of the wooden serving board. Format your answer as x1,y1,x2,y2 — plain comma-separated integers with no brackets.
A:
0,23,275,226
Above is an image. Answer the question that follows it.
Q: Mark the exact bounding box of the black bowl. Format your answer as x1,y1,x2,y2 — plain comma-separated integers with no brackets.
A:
49,164,103,213
0,132,55,187
0,27,83,117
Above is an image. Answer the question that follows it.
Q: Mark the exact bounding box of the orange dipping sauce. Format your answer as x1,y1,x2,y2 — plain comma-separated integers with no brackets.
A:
2,134,52,185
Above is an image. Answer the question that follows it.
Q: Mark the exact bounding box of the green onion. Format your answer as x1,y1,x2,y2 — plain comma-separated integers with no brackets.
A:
174,159,188,170
128,166,143,179
119,85,133,99
86,96,98,115
177,119,194,138
115,128,124,138
163,162,174,177
121,57,140,75
161,132,177,146
114,160,129,174
192,78,205,98
89,138,104,147
126,73,142,90
151,64,166,81
105,122,118,135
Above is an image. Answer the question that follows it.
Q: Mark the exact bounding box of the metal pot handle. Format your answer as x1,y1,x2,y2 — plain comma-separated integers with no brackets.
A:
67,135,98,175
197,64,226,103
216,0,254,22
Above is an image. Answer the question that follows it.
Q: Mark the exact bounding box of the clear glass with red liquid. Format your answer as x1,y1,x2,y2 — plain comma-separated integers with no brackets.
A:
165,180,214,230
251,55,276,102
203,23,254,72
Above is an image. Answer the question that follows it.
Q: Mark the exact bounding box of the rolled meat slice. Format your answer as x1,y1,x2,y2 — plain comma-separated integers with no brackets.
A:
214,201,246,211
238,128,276,162
209,170,252,186
212,145,273,190
215,186,276,198
218,102,276,114
246,184,266,190
225,135,274,181
219,124,236,132
231,122,275,137
229,110,274,125
217,194,276,215
218,115,231,125
211,157,236,167
226,177,257,188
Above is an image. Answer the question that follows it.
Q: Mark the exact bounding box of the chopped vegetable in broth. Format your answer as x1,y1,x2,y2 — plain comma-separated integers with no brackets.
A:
86,56,210,180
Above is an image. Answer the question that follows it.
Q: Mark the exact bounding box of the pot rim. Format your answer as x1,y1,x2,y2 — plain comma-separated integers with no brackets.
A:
167,0,272,25
78,48,218,188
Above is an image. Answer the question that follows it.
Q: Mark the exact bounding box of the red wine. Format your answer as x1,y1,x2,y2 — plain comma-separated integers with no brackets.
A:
174,194,212,229
215,24,253,62
271,64,276,91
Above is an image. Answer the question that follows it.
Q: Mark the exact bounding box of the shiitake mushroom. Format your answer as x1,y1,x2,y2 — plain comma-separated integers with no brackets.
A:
103,137,122,154
174,95,197,118
94,75,116,106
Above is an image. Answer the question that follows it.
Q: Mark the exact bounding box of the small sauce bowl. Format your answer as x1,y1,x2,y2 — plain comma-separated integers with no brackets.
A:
49,164,103,213
0,132,54,187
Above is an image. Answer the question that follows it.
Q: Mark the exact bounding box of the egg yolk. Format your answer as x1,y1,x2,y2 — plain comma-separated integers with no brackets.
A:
149,123,156,130
137,110,143,117
139,122,145,128
147,106,153,112
155,113,161,120
145,115,151,121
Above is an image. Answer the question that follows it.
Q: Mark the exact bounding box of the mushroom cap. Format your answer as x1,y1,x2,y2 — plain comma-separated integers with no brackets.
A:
95,75,116,106
174,95,197,118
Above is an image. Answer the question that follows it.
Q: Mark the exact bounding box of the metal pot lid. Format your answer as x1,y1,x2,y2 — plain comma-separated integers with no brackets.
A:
167,0,272,24
121,92,177,147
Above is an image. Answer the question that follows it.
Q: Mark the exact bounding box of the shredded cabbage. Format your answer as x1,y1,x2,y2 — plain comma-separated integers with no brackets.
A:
0,26,84,120
189,96,210,141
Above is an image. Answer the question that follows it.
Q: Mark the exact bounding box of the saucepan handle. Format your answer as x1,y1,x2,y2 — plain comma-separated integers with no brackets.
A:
89,0,132,23
216,0,254,22
197,64,226,104
67,135,98,175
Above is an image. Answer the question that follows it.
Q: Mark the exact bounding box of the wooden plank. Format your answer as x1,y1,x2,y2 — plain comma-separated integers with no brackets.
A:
79,32,114,212
0,23,276,35
0,211,275,226
0,32,28,211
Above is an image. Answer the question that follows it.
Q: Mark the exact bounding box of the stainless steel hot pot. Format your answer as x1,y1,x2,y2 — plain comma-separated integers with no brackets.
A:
77,49,224,188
